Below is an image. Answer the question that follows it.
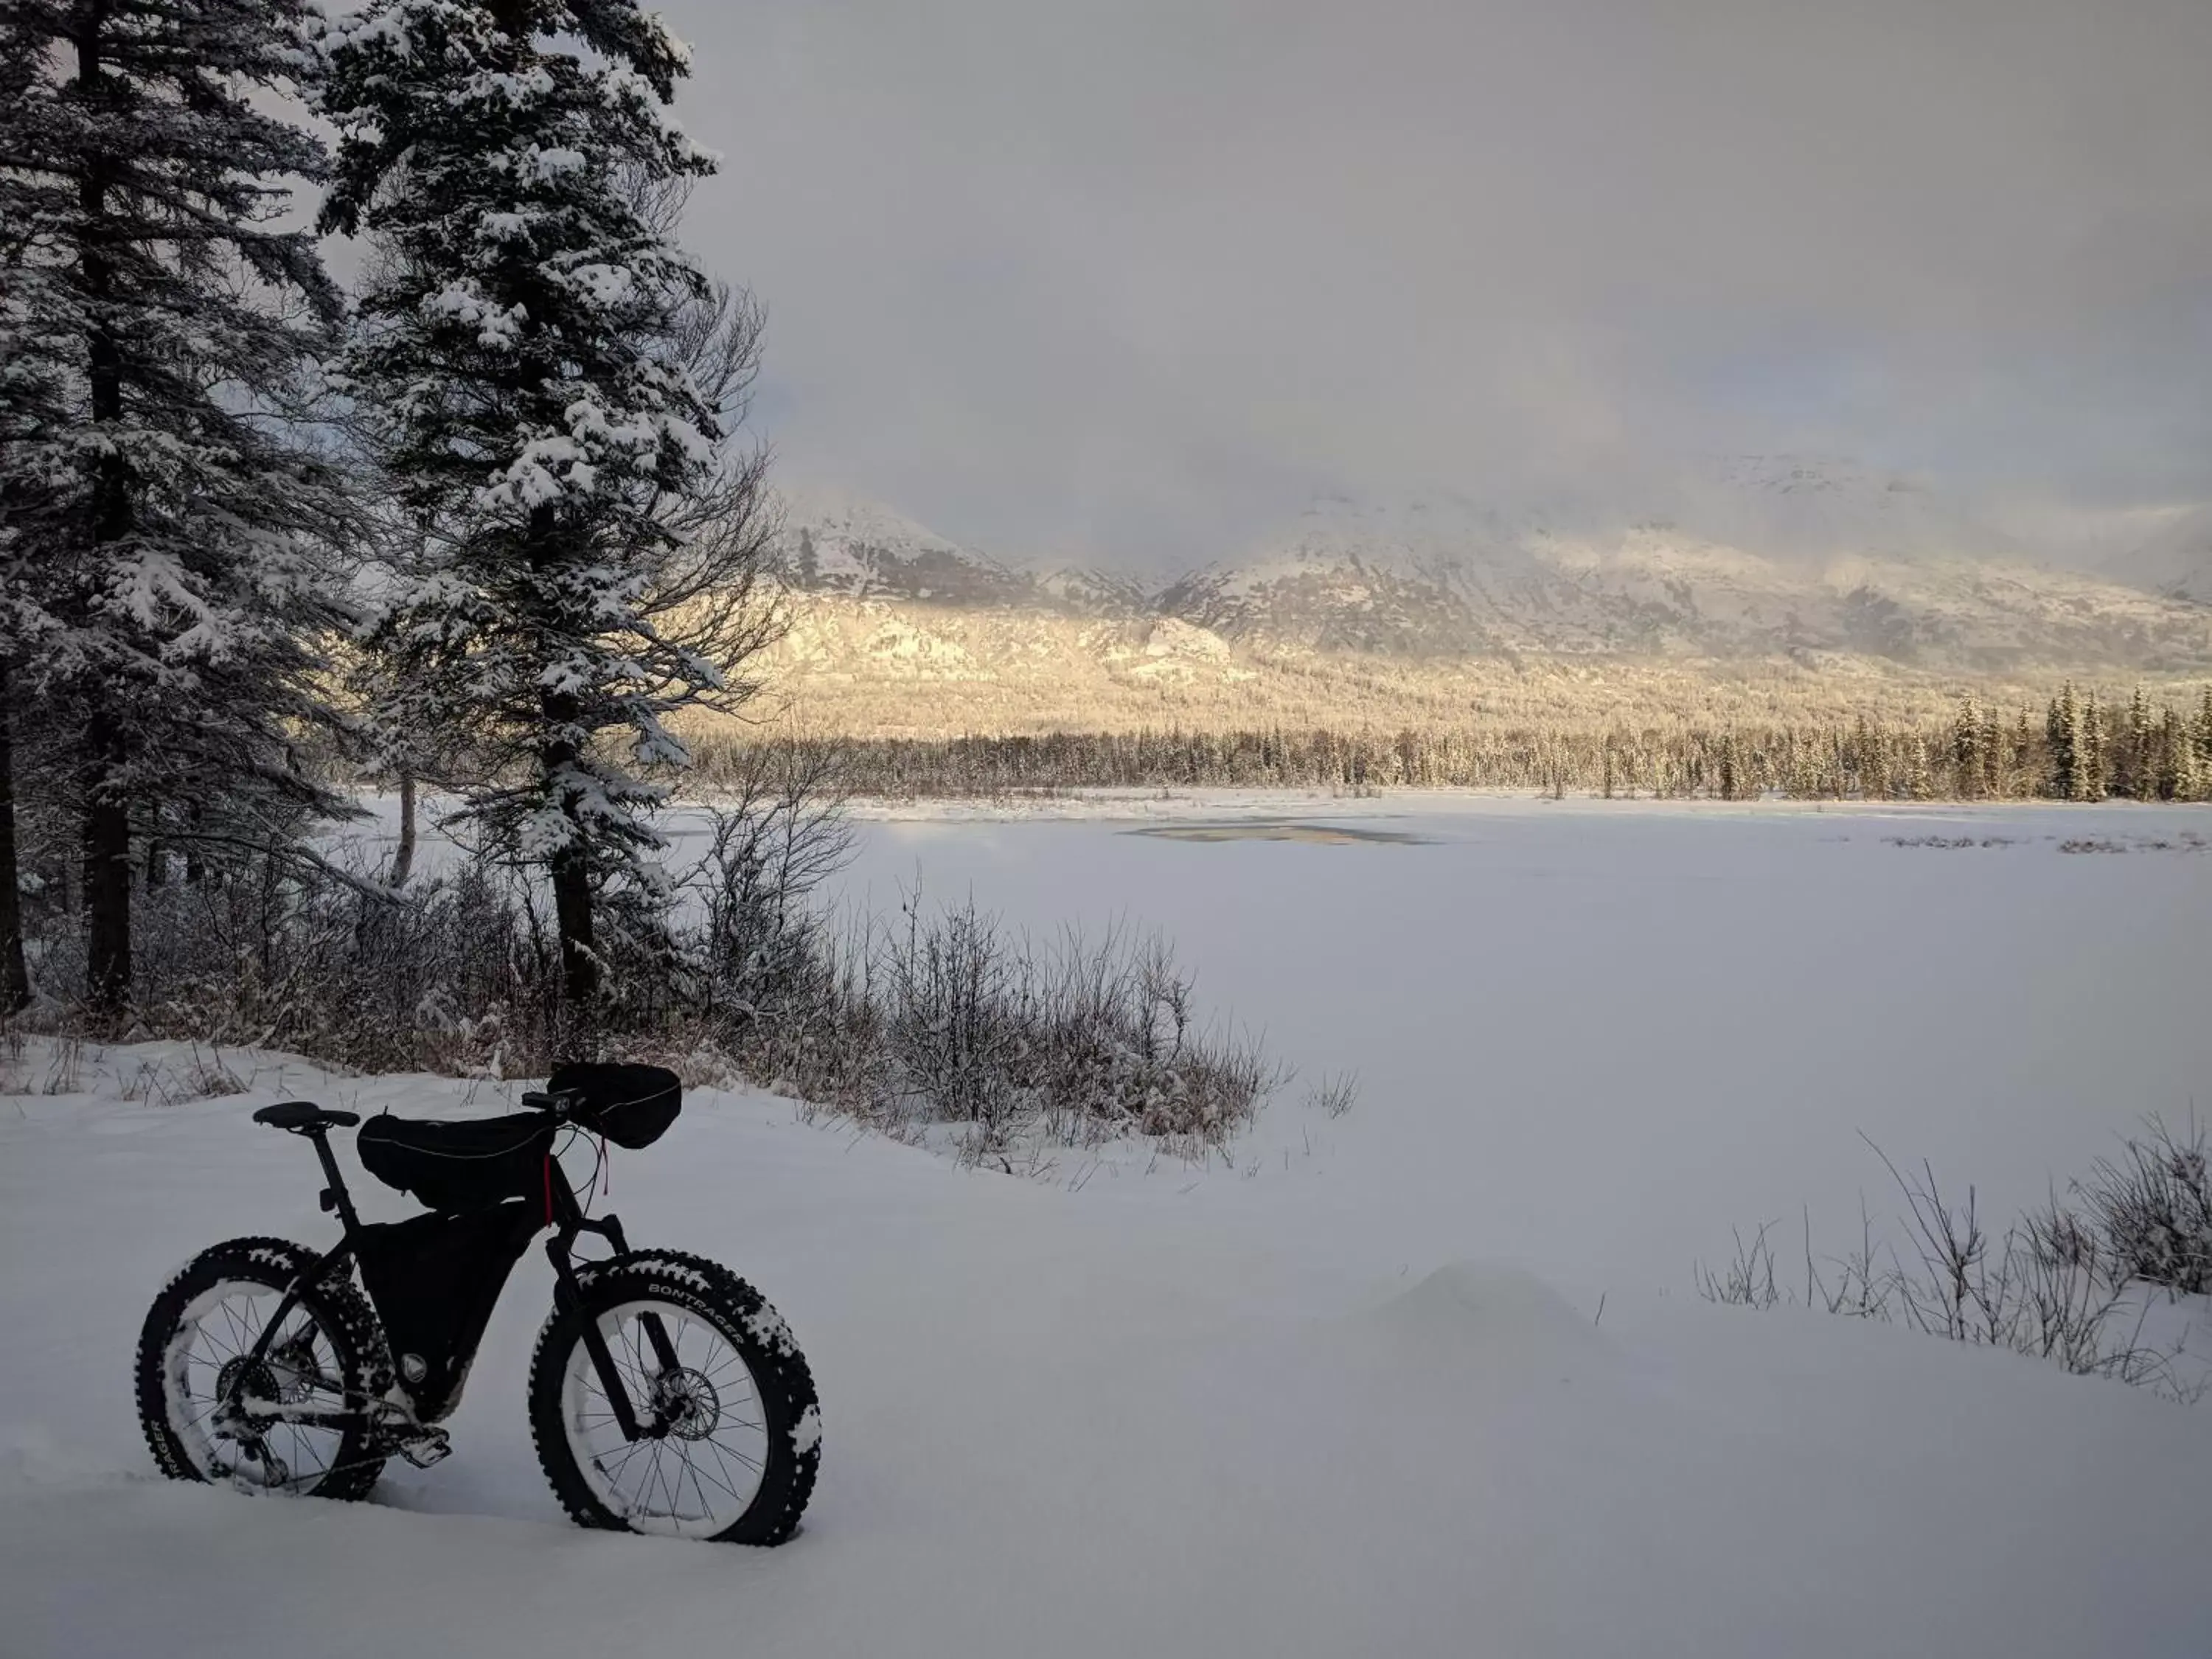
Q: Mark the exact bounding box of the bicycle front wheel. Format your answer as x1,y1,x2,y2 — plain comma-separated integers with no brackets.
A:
527,1251,820,1544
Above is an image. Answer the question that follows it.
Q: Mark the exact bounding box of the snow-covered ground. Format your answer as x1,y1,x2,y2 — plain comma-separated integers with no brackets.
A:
5,799,2211,1657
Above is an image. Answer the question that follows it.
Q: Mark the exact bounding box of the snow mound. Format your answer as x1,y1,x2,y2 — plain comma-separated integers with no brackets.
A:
1357,1262,1613,1377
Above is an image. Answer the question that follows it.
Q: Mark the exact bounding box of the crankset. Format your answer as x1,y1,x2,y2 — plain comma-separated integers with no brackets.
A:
356,1397,454,1468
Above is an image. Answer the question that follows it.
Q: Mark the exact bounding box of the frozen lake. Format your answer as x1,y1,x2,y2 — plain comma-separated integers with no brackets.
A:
825,796,2212,1295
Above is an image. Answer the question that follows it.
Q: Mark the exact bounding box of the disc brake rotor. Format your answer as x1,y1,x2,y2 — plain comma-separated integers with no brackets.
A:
650,1367,723,1441
265,1336,321,1403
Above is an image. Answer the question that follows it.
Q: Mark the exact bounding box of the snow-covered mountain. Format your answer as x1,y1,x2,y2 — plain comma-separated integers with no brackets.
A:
2106,504,2212,605
770,465,2212,672
771,487,1037,608
1685,454,2013,562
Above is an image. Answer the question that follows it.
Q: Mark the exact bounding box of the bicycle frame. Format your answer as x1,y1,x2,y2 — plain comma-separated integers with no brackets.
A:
219,1123,680,1446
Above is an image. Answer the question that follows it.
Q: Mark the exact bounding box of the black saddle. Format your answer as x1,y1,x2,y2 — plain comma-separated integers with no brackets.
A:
252,1102,361,1133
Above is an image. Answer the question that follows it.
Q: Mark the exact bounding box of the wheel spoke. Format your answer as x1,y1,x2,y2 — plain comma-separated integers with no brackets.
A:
697,1440,750,1503
600,1435,653,1486
707,1435,762,1474
195,1317,242,1366
677,1443,721,1520
221,1297,262,1355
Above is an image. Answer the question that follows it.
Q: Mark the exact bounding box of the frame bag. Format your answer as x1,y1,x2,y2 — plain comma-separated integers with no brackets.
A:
352,1198,540,1421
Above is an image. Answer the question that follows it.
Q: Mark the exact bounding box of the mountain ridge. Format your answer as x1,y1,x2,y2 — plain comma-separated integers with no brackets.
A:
766,465,2212,675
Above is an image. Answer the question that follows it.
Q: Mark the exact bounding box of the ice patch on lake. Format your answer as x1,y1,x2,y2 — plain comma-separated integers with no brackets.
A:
1126,819,1430,844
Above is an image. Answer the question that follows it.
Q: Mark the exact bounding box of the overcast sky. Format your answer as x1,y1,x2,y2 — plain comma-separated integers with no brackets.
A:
654,0,2212,564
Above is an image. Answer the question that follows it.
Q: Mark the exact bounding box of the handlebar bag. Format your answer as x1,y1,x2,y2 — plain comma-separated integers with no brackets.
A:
547,1062,682,1150
358,1113,555,1213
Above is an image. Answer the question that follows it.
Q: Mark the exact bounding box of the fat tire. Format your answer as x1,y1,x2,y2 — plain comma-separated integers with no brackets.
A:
136,1237,393,1500
528,1249,820,1545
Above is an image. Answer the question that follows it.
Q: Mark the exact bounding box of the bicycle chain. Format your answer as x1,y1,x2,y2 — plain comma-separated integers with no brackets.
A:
225,1390,444,1491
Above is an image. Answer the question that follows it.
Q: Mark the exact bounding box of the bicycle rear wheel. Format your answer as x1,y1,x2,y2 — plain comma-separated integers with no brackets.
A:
528,1251,820,1544
136,1237,391,1500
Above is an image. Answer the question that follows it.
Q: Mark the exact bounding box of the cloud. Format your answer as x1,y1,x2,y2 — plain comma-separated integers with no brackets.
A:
662,0,2212,562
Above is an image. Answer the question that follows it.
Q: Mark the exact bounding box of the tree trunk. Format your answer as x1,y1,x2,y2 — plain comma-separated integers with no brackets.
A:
82,714,131,1018
77,11,132,1018
540,706,598,1012
526,498,597,1018
549,835,597,1010
184,801,204,885
0,660,32,1012
387,770,417,888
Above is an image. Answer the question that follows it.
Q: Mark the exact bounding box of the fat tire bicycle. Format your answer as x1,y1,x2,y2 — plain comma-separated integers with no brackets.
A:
133,1064,821,1544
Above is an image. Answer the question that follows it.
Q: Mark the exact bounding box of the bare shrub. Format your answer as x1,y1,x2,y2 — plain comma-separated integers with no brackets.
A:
112,1046,246,1107
1702,1138,2203,1400
179,1043,246,1101
2073,1116,2212,1295
689,758,851,1018
1885,835,2014,850
117,1057,175,1106
874,896,1277,1157
1696,1222,1784,1310
880,896,1021,1144
1867,1145,2181,1390
681,745,873,1105
124,852,567,1077
1304,1071,1360,1119
38,1034,84,1096
12,768,1281,1159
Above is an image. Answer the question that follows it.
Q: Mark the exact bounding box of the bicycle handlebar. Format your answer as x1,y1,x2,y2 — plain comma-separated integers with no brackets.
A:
521,1089,580,1119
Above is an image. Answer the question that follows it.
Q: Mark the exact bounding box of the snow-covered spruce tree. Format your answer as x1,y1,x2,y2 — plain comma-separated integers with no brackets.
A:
0,19,67,1012
316,2,777,1013
0,0,353,1016
1950,692,1980,799
2045,684,2077,799
2079,689,2105,800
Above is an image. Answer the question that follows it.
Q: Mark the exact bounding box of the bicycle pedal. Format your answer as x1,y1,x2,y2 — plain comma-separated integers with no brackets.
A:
397,1430,452,1469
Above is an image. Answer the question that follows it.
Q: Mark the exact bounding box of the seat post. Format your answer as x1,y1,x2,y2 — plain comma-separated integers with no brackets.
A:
305,1128,364,1234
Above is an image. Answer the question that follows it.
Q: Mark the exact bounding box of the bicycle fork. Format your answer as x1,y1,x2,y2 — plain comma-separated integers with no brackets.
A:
546,1208,682,1444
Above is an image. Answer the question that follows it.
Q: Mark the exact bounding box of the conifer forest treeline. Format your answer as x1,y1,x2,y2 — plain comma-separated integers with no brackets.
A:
696,684,2212,803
